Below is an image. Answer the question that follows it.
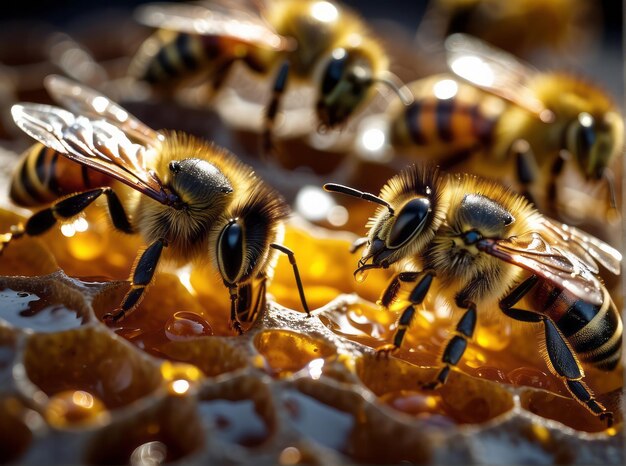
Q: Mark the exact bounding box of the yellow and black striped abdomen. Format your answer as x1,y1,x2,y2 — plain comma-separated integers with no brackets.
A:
10,143,111,208
537,283,622,371
390,76,505,155
132,30,270,87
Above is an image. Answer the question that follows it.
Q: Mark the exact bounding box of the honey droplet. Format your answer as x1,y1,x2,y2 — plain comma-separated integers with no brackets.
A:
508,367,553,390
45,390,108,428
279,446,302,465
165,312,213,341
130,441,167,466
160,361,204,395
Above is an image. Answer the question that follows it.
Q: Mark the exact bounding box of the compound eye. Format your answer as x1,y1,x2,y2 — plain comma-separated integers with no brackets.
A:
570,112,596,161
321,48,347,94
169,161,181,173
218,220,244,284
388,197,431,249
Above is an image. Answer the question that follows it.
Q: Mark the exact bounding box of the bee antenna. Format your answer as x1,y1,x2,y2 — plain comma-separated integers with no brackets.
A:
323,183,394,215
373,71,414,106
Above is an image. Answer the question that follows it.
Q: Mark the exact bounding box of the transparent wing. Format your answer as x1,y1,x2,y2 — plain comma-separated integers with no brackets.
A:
445,33,553,121
477,232,604,305
539,217,622,275
44,75,164,150
11,103,170,204
135,1,293,51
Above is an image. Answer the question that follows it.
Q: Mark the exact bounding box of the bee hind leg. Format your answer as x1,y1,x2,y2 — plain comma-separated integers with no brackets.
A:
376,271,434,358
0,187,133,255
103,238,166,324
499,276,613,427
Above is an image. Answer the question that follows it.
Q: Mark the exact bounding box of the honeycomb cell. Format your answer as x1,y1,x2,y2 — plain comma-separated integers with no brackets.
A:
199,376,276,447
0,276,90,332
0,397,36,463
84,396,204,465
160,361,204,396
159,338,248,377
520,388,621,433
45,390,110,429
356,355,514,425
289,378,433,464
92,274,219,356
254,329,336,378
21,327,161,410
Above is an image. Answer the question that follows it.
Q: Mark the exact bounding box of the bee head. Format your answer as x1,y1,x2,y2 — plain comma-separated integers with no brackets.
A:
214,188,289,287
324,165,444,280
167,158,233,210
565,111,624,180
316,47,375,129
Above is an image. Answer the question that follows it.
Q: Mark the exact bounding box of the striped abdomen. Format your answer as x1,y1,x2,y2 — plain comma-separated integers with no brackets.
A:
534,282,622,371
10,143,111,207
390,76,505,156
134,30,268,86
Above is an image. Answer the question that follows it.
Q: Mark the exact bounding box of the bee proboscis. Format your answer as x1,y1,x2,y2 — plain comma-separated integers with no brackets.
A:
2,75,310,333
324,164,622,426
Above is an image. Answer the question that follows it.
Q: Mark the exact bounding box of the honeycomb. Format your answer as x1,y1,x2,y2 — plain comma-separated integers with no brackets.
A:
0,195,623,464
0,2,624,464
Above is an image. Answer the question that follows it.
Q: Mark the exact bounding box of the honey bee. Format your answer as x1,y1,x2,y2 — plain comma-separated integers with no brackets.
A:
416,0,599,59
324,164,622,426
129,0,409,150
387,34,623,220
1,75,310,333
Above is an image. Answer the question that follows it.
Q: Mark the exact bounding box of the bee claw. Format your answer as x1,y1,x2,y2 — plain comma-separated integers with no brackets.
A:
375,344,398,359
229,319,244,335
421,381,441,391
103,309,125,325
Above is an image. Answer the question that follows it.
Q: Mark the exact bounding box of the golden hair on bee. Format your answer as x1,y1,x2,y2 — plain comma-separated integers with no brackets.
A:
324,163,621,426
3,75,310,336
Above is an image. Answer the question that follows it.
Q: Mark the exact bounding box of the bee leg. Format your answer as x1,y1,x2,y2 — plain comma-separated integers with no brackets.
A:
511,139,538,206
0,187,133,255
422,299,477,389
227,285,244,335
103,238,166,324
262,61,290,156
546,150,567,213
376,271,434,357
499,276,613,427
349,236,369,254
270,243,310,316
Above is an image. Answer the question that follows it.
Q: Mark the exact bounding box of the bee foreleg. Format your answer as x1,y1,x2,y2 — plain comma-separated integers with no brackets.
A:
270,243,310,316
227,285,244,335
262,61,290,156
103,238,166,324
499,276,613,427
423,301,477,389
377,271,434,357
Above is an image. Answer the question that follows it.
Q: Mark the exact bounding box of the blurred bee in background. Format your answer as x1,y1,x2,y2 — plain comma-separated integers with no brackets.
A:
128,0,411,152
416,0,600,60
1,75,310,333
381,34,623,224
325,164,622,426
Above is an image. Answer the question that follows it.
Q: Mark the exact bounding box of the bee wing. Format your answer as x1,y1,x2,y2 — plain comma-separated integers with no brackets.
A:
43,75,164,150
539,217,622,275
135,1,293,51
11,103,170,205
477,232,604,305
445,33,553,121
